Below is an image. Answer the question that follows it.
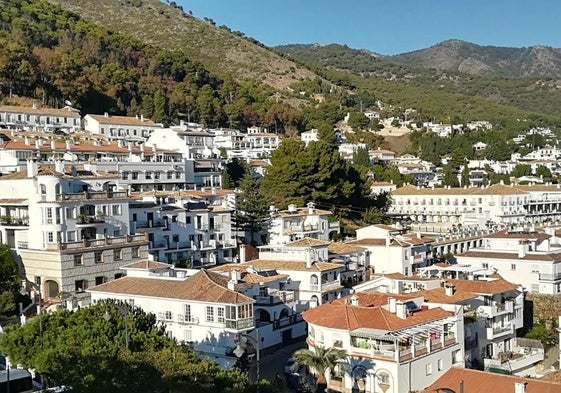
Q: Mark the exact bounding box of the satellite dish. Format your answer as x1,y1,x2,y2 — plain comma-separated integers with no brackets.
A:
64,100,73,107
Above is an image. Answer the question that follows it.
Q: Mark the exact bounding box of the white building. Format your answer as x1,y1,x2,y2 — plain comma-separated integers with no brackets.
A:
300,129,318,146
83,113,163,141
88,263,255,368
0,105,81,132
456,228,561,294
302,292,464,393
347,224,433,276
268,203,340,245
389,183,561,229
0,161,148,300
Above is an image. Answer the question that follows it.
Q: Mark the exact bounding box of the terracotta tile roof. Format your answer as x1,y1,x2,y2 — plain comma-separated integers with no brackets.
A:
391,184,528,196
0,198,27,204
121,260,170,270
88,270,254,304
1,139,172,155
421,367,561,393
304,295,452,332
241,272,288,284
0,171,28,180
328,242,366,254
484,229,551,240
87,114,158,126
444,276,519,295
415,287,478,304
213,260,343,273
0,105,80,116
286,238,330,247
276,208,333,218
371,182,395,186
459,250,561,262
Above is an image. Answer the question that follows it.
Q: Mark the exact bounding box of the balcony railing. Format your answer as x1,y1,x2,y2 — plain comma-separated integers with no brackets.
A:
0,216,29,226
254,290,297,305
76,215,105,225
56,190,128,202
135,219,167,229
177,315,199,325
225,318,254,331
273,314,304,330
60,234,146,251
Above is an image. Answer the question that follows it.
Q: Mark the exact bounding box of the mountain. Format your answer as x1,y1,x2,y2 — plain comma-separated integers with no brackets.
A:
274,43,561,119
390,39,561,79
46,0,317,90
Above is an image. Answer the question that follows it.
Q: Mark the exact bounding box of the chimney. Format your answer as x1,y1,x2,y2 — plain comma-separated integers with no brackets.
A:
514,382,527,393
140,143,145,152
349,295,359,306
445,284,455,297
50,140,55,150
104,112,109,118
307,201,315,215
141,114,144,122
230,269,241,283
388,297,397,313
27,159,38,178
35,139,41,149
65,140,71,151
24,136,29,145
54,160,64,174
306,248,313,269
239,244,246,264
518,240,528,259
227,279,236,291
417,232,421,239
385,232,391,247
395,301,407,319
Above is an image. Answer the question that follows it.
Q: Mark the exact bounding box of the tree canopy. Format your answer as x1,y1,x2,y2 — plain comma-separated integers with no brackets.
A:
0,300,272,393
261,139,372,218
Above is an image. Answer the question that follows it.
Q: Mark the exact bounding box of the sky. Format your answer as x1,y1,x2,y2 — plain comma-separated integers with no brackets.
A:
178,0,561,55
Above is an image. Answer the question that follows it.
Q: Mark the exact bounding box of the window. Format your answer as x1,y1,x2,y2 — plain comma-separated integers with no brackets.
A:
122,172,129,180
67,231,76,242
73,254,83,266
114,249,122,261
438,358,443,371
164,311,173,321
154,171,161,179
75,279,87,292
132,247,140,258
175,172,181,179
132,172,139,180
47,232,54,243
66,207,75,219
511,264,516,271
185,217,191,224
482,263,489,269
217,307,225,323
95,276,106,286
145,171,152,179
172,215,177,223
112,205,121,215
206,306,214,322
167,171,173,179
113,230,121,237
184,304,192,322
172,234,179,243
94,251,103,263
46,208,53,224
426,363,433,376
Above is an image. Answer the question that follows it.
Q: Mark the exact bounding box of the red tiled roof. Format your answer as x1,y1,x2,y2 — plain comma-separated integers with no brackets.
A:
303,298,452,332
444,276,519,295
459,250,561,262
484,229,551,240
88,270,253,304
421,367,561,393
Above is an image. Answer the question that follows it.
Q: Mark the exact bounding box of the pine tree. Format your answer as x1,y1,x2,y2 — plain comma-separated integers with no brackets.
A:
233,174,271,245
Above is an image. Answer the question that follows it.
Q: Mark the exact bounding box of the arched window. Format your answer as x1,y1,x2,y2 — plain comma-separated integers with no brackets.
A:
40,184,47,201
55,184,61,196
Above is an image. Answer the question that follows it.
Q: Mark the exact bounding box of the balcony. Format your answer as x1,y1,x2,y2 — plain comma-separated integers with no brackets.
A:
487,324,513,340
60,234,147,251
56,190,128,202
0,216,29,226
484,340,544,374
76,215,105,225
478,300,514,317
177,315,199,325
135,219,167,231
254,290,297,305
225,318,254,331
167,241,191,250
273,314,304,330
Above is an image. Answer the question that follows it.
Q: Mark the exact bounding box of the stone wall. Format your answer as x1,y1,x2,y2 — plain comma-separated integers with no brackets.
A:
526,293,561,322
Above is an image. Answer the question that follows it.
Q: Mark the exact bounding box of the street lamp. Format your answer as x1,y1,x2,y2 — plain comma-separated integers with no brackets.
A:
233,330,261,388
20,279,44,391
103,302,130,351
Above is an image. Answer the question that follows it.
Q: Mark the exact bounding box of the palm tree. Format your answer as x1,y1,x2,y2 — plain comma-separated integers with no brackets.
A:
293,345,347,392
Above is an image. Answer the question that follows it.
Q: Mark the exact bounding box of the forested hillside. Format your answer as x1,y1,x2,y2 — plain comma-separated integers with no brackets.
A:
276,43,561,121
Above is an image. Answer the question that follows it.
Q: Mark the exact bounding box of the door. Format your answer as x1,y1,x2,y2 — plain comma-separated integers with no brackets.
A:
282,329,292,345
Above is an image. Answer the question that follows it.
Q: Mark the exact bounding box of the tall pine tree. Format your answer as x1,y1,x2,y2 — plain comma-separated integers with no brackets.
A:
233,174,271,245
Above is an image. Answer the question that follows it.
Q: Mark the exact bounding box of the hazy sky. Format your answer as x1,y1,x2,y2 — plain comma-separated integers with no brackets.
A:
178,0,561,55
